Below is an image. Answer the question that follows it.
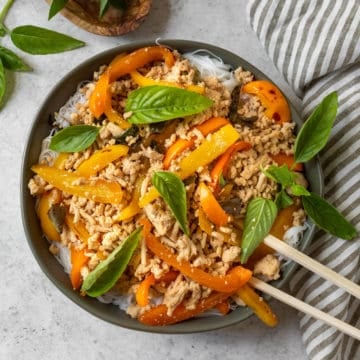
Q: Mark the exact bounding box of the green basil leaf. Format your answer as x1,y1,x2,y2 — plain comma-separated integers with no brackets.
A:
152,171,190,236
49,125,99,152
294,92,338,163
99,0,110,17
263,164,296,188
302,192,356,240
11,25,85,55
125,86,213,124
81,227,142,297
219,172,227,187
275,190,293,209
48,0,68,20
0,46,31,71
241,198,278,264
290,184,310,197
0,59,6,107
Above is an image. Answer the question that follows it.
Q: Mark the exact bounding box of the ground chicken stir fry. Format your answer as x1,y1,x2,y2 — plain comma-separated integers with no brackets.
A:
28,46,307,326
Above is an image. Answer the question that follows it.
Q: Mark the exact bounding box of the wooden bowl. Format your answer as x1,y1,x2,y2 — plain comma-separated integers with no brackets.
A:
45,0,152,36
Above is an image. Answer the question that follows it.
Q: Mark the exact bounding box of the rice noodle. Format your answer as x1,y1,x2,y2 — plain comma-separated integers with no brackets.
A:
183,50,239,92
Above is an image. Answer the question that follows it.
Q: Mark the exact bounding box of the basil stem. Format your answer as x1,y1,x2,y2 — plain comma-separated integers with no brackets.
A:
49,125,100,153
240,198,278,264
125,86,213,124
152,171,190,236
81,227,142,297
0,59,6,107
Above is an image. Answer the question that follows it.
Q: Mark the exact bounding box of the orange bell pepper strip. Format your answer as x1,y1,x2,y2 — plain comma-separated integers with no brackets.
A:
195,117,229,136
136,273,156,307
242,80,290,123
198,207,213,235
144,228,251,293
269,153,303,172
138,291,233,326
70,246,89,290
89,46,175,118
76,144,129,177
37,189,62,242
216,299,230,315
210,141,252,192
130,70,205,94
236,284,278,327
163,138,193,170
31,165,123,204
198,182,229,227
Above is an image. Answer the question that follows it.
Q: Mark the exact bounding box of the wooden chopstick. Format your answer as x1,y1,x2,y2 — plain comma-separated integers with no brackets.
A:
263,234,360,300
249,277,360,341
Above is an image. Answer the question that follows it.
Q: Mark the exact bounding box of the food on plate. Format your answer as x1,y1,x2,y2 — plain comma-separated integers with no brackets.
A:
28,45,312,326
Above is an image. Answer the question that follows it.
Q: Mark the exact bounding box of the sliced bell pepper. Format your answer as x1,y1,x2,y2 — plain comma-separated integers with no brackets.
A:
53,153,69,169
89,46,175,118
76,144,129,177
198,182,229,227
31,165,123,204
136,273,156,307
143,224,251,293
269,153,303,171
130,70,205,94
177,124,240,180
236,284,278,327
163,138,194,170
210,141,252,192
138,291,232,326
115,177,143,221
242,80,290,123
195,116,229,136
65,213,90,244
198,207,213,235
37,189,62,242
70,246,89,290
216,299,230,315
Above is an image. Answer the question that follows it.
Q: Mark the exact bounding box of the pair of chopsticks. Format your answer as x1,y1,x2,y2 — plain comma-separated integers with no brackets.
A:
250,234,360,341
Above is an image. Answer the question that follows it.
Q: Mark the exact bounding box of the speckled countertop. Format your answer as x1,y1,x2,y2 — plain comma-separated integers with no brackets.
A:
0,1,306,359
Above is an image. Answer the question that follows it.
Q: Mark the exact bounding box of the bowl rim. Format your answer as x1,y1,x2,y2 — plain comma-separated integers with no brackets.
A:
20,39,324,333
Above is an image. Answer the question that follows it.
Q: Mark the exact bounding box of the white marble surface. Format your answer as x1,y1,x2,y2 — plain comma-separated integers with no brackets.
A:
0,1,307,359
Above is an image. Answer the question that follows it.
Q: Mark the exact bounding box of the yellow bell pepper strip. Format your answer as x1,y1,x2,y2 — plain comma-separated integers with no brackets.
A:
76,144,129,177
142,219,251,292
130,70,205,94
198,207,214,235
242,80,291,123
236,284,278,327
31,165,123,204
115,177,143,221
269,153,303,172
89,46,175,118
163,138,194,170
70,246,89,290
198,182,229,227
37,189,62,242
53,153,69,169
65,213,90,245
138,291,233,326
210,141,252,192
177,124,240,179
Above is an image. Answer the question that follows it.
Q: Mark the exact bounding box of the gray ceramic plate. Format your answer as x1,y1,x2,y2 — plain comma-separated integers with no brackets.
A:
21,40,324,333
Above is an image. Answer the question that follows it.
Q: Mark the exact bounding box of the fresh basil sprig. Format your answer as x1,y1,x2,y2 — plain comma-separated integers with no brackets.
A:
81,227,142,297
48,0,68,20
240,198,278,264
152,171,190,236
0,46,31,71
49,125,100,153
303,193,356,240
11,26,85,55
125,86,214,124
294,92,338,163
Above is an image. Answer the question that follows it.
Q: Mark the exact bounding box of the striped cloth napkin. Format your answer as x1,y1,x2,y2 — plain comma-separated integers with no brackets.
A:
246,1,360,359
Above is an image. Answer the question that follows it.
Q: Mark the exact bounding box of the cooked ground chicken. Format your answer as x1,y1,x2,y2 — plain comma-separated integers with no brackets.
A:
253,254,281,282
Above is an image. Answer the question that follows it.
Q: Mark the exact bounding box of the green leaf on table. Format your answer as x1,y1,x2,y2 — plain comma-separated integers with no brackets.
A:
0,59,6,108
81,227,142,297
294,92,338,163
48,0,68,20
152,171,190,236
275,189,293,209
240,197,278,264
302,192,357,240
10,25,85,55
49,125,99,152
263,164,296,188
125,86,213,124
0,46,31,71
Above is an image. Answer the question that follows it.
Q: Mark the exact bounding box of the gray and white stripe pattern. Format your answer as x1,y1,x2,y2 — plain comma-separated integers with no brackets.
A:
247,1,360,359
